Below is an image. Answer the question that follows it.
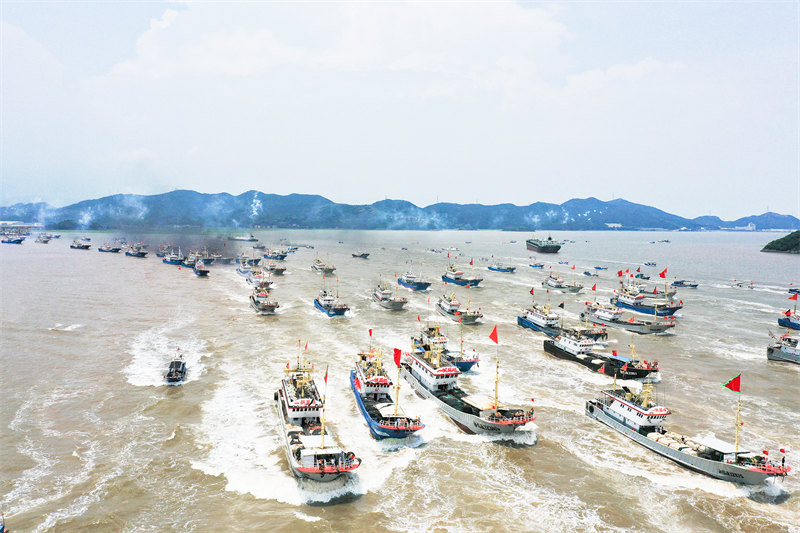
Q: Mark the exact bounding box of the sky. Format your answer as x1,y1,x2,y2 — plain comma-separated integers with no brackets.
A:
1,1,798,220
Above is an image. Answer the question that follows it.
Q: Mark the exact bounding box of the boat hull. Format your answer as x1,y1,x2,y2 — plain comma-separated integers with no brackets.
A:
544,340,655,379
400,367,524,435
516,315,560,338
314,298,348,317
373,295,408,310
767,346,800,364
586,400,779,485
526,240,560,253
125,251,148,257
436,303,481,324
250,295,278,315
542,281,583,293
488,266,515,273
398,278,431,291
98,248,121,253
349,371,418,439
580,312,675,335
442,276,482,287
611,298,682,316
778,317,800,330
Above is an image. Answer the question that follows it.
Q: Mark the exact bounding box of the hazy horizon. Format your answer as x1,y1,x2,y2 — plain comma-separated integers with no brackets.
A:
2,2,798,219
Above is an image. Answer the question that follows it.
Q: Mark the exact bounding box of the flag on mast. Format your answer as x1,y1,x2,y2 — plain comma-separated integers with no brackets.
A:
722,373,741,393
489,325,499,344
790,293,798,301
393,348,402,367
659,268,668,278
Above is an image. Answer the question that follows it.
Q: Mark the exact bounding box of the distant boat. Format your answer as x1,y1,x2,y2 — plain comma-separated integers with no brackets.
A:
672,280,698,288
488,262,516,273
70,238,91,250
526,234,561,254
125,243,148,257
0,236,24,244
352,251,370,259
583,271,599,277
644,262,657,267
193,261,210,277
582,302,676,335
372,281,408,310
768,332,799,364
164,353,187,385
35,233,51,244
311,258,335,274
542,272,583,293
228,233,258,242
611,290,683,316
98,243,122,253
314,288,349,317
529,263,544,268
264,250,288,261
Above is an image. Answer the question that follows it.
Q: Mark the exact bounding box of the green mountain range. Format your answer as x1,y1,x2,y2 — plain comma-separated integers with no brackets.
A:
2,190,798,231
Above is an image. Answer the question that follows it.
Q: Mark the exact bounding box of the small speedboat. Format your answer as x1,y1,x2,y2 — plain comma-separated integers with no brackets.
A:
164,355,187,385
193,261,210,277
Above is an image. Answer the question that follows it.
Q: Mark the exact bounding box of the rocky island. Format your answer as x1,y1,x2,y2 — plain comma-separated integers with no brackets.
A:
761,231,800,254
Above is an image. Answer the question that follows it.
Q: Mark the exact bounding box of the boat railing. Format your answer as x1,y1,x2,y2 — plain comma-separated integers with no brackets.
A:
486,410,535,424
378,417,423,430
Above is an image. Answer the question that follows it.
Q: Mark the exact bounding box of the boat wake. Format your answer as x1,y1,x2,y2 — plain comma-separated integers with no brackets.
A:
123,318,208,386
48,323,84,332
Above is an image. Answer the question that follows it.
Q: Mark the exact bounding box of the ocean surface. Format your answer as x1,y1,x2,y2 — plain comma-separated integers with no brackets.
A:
1,230,798,532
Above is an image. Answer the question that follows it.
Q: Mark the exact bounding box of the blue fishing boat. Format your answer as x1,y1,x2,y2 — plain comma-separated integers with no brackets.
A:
264,250,288,261
594,266,608,270
672,280,698,288
517,303,561,337
584,271,599,277
558,261,569,265
162,249,184,265
125,243,148,257
314,289,349,317
779,311,800,330
488,262,516,273
398,271,431,291
442,265,482,287
164,354,186,385
98,243,122,253
1,235,25,244
634,273,650,280
350,349,424,439
529,263,544,268
70,238,91,249
789,287,799,295
611,291,683,316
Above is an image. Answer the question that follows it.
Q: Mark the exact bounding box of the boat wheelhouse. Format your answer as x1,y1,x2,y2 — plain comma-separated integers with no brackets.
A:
436,293,483,325
398,271,432,291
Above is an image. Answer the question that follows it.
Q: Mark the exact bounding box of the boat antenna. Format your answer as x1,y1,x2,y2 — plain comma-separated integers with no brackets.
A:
494,354,500,412
394,352,402,417
734,395,741,459
321,364,329,449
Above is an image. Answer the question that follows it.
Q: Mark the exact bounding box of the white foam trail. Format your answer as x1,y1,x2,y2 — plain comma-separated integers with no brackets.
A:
123,317,208,386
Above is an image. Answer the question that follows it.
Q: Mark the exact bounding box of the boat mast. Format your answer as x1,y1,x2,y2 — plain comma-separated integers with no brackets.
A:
321,364,329,449
493,357,500,411
393,363,401,417
734,397,741,458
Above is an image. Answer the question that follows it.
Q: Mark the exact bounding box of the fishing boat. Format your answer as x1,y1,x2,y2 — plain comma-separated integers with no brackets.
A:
264,262,286,275
264,250,288,261
544,333,660,379
581,302,676,335
733,280,754,289
373,281,409,310
411,323,479,372
352,251,370,259
1,236,25,244
228,233,258,242
436,293,483,325
162,249,184,265
235,253,261,266
611,289,683,317
634,273,650,280
351,347,424,439
584,271,599,277
526,234,561,254
399,348,535,435
250,287,279,315
35,233,51,244
314,288,350,317
767,332,800,364
247,270,274,289
672,280,699,288
69,238,91,249
488,262,516,273
311,258,336,274
252,243,266,251
585,382,790,485
542,272,583,293
274,356,362,481
235,263,252,277
442,264,483,287
790,287,800,295
98,243,122,253
778,310,800,330
193,260,210,277
398,271,432,291
529,262,544,268
164,353,187,385
594,266,608,270
558,261,569,265
125,243,148,257
156,244,170,257
517,300,561,337
644,262,657,266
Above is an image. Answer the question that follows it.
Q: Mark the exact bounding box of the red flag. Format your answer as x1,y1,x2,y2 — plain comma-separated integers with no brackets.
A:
763,450,769,456
621,363,628,372
636,267,641,272
628,316,635,323
612,350,617,356
489,325,498,344
530,288,535,295
369,329,372,337
625,269,629,274
784,310,793,316
572,265,575,270
304,341,308,350
790,293,798,301
417,315,421,322
597,364,606,374
286,361,289,369
470,258,473,266
780,448,786,453
659,268,667,278
466,283,471,289
324,367,328,384
653,288,658,294
722,373,741,393
591,284,596,291
393,348,402,367
447,252,450,258
617,270,623,277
